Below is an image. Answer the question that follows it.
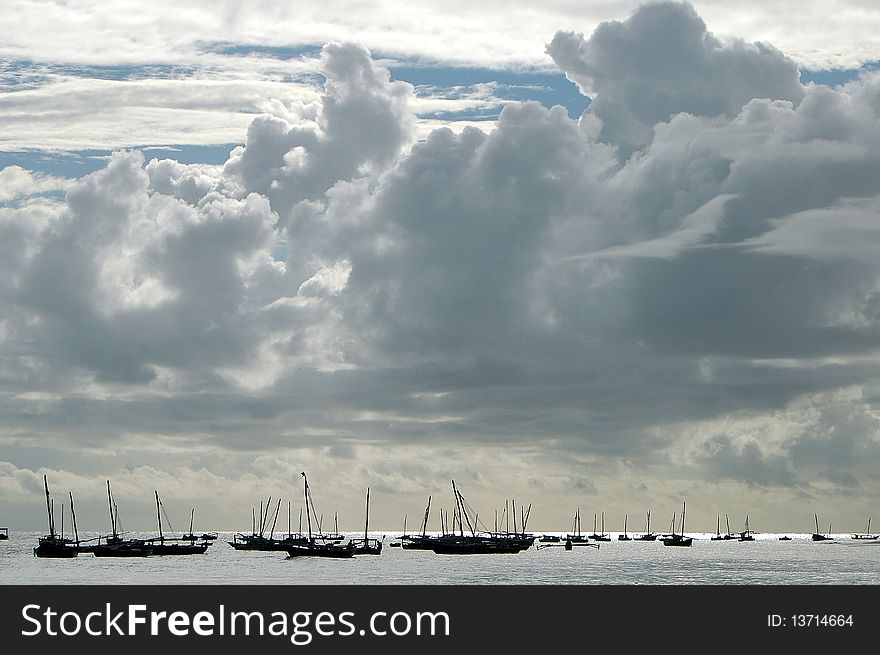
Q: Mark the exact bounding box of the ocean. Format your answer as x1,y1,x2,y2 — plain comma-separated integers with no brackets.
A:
4,531,879,584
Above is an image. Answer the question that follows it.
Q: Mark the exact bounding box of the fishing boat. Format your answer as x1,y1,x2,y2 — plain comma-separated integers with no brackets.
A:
34,476,79,558
778,536,792,541
229,498,292,550
180,509,218,542
351,487,383,555
565,508,589,543
589,512,611,541
145,491,210,555
812,514,833,541
710,513,726,541
427,481,532,555
0,527,7,541
401,497,436,550
284,473,355,558
738,515,755,541
852,518,879,540
86,481,153,557
661,502,693,547
618,514,631,541
634,511,657,541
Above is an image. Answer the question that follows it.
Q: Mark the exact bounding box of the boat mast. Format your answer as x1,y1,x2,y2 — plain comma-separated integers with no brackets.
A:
69,492,79,545
106,480,116,538
302,472,312,541
364,487,370,541
155,490,163,542
189,509,194,538
682,501,686,534
269,498,281,540
60,502,64,541
43,475,54,538
421,496,432,537
815,513,820,534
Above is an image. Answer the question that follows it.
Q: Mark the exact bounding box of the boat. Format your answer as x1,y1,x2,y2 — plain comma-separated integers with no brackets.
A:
401,497,436,550
618,514,631,541
34,476,79,558
564,508,589,543
284,472,355,558
634,511,657,541
710,513,727,541
589,512,611,541
180,509,218,542
738,515,755,541
812,513,833,541
85,481,153,557
145,491,210,555
0,527,7,541
228,498,292,550
427,481,532,555
350,487,383,555
661,502,693,547
852,518,879,540
778,536,792,541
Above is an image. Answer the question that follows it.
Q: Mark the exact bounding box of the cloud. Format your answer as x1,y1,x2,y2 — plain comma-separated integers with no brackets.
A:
5,3,880,530
0,165,72,201
546,1,805,155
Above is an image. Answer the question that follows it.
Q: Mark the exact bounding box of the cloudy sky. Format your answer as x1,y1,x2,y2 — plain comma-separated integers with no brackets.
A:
3,0,880,535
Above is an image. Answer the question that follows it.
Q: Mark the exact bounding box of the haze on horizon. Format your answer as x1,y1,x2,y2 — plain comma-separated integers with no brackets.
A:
2,1,880,534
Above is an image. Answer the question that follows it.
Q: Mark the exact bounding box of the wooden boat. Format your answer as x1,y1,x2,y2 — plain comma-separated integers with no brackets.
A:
284,472,356,558
778,536,792,541
661,502,693,547
145,491,210,555
229,498,293,550
738,515,755,541
34,477,79,558
634,511,657,541
86,481,153,557
351,487,383,555
852,518,879,540
812,513,833,541
710,513,726,541
565,508,589,543
589,512,611,541
0,527,8,541
428,481,532,554
618,514,632,541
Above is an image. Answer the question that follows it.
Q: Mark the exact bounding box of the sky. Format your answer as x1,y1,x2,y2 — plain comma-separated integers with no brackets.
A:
2,0,880,536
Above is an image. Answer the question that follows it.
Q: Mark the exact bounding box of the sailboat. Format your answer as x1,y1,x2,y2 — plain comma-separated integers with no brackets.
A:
564,508,589,543
87,481,153,557
589,512,611,541
428,481,532,554
401,496,436,550
146,491,210,555
634,510,657,541
351,487,383,555
812,513,833,541
285,473,355,558
661,502,693,547
710,513,727,541
852,518,879,540
228,497,292,550
738,515,755,541
0,527,7,540
618,514,632,541
34,476,79,558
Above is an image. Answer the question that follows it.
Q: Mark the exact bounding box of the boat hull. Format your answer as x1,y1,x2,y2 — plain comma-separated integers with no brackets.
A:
285,544,356,558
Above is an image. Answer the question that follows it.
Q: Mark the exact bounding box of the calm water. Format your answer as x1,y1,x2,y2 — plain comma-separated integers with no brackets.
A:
4,531,879,585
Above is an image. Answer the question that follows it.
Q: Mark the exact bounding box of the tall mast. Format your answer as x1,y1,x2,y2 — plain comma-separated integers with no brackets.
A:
512,499,517,535
43,475,55,538
422,496,432,537
189,509,195,537
364,487,371,540
252,507,255,536
288,501,291,538
60,502,64,540
302,472,312,541
69,492,79,545
682,501,686,534
815,513,820,534
269,498,281,540
155,490,163,541
106,480,116,538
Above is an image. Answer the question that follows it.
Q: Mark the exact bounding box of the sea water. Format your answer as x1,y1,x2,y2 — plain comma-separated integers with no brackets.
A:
3,531,878,585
